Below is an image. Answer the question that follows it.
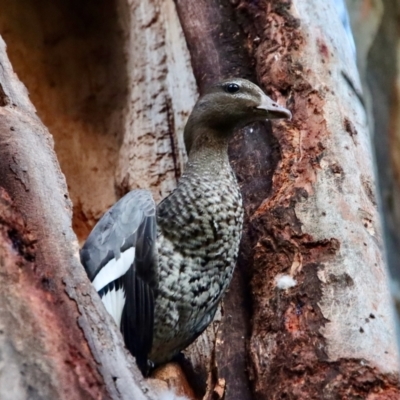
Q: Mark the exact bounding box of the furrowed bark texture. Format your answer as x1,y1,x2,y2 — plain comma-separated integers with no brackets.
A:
0,36,156,399
176,0,400,398
115,0,198,203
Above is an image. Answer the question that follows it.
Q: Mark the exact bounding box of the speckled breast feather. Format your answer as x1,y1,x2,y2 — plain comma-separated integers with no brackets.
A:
150,161,243,364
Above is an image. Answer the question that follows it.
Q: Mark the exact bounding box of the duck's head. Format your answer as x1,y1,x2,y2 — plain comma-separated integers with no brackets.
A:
184,78,292,154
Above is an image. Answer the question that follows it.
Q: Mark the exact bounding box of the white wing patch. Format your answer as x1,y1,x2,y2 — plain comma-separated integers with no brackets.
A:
101,286,126,327
92,247,135,292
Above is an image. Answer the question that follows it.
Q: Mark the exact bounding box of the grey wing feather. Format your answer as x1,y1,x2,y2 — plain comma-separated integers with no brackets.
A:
81,189,158,287
80,189,158,375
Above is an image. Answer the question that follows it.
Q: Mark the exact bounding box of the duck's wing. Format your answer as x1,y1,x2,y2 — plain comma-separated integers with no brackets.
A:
80,189,157,374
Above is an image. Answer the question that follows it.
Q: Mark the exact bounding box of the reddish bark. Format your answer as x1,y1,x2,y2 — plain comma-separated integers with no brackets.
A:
176,0,400,399
0,188,103,398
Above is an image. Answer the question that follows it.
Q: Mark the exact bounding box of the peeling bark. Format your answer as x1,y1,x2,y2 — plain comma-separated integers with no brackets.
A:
176,0,400,398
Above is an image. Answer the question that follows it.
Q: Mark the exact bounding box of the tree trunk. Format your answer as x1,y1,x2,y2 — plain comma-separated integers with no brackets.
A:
0,0,398,399
0,33,158,400
176,0,400,398
346,0,400,339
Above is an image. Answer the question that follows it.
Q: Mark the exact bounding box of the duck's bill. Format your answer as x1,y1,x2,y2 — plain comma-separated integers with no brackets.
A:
256,96,292,120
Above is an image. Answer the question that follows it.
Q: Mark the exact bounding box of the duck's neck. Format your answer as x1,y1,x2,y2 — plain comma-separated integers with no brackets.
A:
183,128,231,178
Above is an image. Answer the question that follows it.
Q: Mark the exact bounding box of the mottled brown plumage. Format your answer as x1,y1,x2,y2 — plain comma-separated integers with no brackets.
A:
81,78,291,374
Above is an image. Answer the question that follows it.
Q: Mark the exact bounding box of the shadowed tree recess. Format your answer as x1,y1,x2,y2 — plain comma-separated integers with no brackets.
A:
0,0,399,399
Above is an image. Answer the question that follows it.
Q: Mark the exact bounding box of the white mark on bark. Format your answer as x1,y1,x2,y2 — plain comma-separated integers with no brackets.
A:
275,274,297,290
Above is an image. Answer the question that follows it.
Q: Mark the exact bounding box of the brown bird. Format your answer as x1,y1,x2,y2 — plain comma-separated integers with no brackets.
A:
80,78,291,374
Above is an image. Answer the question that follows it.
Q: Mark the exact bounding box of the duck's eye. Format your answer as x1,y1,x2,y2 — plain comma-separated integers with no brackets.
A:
225,83,240,94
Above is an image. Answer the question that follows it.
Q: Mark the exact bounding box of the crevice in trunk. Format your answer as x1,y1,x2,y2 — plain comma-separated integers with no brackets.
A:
0,0,127,242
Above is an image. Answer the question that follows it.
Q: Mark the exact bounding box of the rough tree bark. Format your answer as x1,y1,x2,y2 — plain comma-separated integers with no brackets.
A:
0,34,158,400
175,0,400,398
0,0,398,399
346,0,400,332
